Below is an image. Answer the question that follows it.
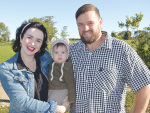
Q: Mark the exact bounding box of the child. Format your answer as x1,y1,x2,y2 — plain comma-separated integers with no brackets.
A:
47,38,76,107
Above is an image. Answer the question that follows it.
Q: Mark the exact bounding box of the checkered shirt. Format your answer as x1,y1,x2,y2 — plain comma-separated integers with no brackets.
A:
69,31,150,113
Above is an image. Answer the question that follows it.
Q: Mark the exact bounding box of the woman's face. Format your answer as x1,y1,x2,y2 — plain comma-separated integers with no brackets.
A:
20,28,44,57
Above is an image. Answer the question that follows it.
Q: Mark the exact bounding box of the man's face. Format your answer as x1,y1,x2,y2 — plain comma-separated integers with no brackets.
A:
77,11,102,44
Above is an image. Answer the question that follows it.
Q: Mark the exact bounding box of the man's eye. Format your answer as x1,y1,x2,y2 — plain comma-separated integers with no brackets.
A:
78,24,82,27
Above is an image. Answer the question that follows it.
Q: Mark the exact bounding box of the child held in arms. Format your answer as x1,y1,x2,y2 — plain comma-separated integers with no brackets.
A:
47,37,76,111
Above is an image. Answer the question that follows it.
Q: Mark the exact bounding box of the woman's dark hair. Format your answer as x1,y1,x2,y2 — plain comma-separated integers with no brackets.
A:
75,4,100,19
12,22,48,56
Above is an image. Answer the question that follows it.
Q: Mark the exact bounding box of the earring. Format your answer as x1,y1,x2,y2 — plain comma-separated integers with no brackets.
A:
20,43,22,47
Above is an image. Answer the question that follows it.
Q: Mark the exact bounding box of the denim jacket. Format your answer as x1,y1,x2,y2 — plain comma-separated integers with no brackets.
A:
0,50,57,113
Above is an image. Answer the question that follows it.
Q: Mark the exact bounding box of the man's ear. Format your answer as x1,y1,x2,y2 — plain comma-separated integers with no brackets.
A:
51,37,56,43
99,17,103,28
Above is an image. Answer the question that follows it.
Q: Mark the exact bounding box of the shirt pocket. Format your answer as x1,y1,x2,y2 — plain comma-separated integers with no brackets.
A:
94,67,117,93
14,73,28,91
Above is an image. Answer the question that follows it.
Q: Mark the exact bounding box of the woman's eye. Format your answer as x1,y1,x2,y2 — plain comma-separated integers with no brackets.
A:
37,40,42,43
27,36,31,39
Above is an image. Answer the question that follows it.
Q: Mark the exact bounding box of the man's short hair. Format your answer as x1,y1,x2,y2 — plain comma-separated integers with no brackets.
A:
75,4,100,19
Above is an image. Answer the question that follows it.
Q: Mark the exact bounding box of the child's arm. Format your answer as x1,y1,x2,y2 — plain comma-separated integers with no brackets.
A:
63,58,76,103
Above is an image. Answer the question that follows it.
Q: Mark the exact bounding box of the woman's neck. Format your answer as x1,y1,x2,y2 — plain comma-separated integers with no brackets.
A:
20,49,36,72
20,50,35,63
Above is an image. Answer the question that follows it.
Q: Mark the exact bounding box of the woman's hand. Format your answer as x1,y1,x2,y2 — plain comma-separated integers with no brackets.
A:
55,96,71,113
56,105,66,113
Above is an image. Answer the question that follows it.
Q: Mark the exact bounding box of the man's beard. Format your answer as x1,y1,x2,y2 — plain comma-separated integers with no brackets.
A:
80,28,101,44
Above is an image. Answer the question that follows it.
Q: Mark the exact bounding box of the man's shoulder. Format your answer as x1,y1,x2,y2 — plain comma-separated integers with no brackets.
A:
111,38,131,48
69,41,82,50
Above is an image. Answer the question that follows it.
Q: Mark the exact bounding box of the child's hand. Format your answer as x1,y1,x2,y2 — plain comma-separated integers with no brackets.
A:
62,96,68,103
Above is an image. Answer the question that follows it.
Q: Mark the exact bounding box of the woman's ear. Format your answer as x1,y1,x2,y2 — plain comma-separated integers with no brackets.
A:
20,34,22,43
64,38,70,44
51,37,56,43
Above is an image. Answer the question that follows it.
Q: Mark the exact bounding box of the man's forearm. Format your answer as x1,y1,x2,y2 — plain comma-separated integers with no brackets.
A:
132,84,150,113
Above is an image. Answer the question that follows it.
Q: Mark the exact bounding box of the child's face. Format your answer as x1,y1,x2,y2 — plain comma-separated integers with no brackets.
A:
52,45,68,63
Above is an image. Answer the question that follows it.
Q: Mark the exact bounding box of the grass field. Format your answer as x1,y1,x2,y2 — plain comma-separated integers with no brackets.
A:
0,41,150,113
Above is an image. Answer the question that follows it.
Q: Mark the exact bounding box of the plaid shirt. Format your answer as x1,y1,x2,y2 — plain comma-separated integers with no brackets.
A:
69,31,150,113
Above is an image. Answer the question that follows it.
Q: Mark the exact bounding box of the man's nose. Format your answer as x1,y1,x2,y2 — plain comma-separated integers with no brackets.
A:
83,25,89,31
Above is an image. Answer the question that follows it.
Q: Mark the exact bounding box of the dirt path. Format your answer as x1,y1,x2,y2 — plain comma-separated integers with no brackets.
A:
0,82,10,107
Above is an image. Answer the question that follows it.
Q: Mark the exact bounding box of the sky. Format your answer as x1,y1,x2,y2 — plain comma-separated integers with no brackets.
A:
0,0,150,40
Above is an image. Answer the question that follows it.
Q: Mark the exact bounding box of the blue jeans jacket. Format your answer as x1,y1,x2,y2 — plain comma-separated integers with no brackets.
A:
0,50,57,113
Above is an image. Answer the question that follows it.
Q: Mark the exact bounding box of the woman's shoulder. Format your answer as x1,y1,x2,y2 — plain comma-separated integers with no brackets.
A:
39,50,51,60
39,50,52,66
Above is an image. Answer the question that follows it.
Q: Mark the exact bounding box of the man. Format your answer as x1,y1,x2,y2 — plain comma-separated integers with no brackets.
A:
69,4,150,113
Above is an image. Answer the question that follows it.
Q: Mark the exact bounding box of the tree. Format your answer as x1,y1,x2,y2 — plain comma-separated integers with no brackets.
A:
41,16,58,41
22,16,58,42
118,13,150,69
111,31,131,40
0,22,10,43
111,31,117,37
60,26,69,39
118,12,143,39
132,30,150,69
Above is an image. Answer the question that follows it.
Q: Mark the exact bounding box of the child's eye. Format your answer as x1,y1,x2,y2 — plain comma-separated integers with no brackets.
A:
62,52,65,54
55,52,58,54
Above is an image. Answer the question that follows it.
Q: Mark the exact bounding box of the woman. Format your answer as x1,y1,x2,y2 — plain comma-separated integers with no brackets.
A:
0,22,69,113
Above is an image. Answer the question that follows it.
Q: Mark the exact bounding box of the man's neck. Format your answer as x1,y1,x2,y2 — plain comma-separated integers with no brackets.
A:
86,35,106,51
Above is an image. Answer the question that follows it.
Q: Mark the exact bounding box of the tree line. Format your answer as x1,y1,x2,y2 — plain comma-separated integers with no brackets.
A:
0,14,150,68
0,16,69,43
111,12,150,69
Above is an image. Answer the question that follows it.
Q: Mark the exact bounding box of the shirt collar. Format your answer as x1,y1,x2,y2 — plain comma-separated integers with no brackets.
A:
77,31,112,51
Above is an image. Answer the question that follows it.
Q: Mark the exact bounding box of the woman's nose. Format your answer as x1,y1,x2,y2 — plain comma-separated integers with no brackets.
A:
32,41,35,46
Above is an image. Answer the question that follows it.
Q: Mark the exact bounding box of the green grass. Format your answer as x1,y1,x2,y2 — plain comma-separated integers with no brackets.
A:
0,43,15,64
0,106,9,113
0,40,79,64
